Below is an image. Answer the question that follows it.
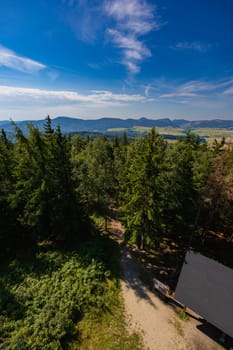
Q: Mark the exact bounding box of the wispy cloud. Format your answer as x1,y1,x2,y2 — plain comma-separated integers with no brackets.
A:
104,0,160,73
0,85,146,106
104,0,159,34
0,45,46,73
144,84,151,97
61,0,103,42
159,78,233,100
61,0,161,73
160,92,197,98
106,28,151,73
223,86,233,95
172,41,215,53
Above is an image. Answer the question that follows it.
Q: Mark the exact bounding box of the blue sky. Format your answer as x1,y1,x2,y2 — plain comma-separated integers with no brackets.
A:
0,0,232,120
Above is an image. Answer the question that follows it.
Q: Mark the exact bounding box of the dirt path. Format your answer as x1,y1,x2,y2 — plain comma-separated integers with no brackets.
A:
109,220,228,350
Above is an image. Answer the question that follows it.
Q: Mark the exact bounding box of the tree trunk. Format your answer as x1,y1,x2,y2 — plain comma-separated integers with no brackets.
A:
140,233,144,250
104,217,108,231
194,201,201,229
228,233,233,243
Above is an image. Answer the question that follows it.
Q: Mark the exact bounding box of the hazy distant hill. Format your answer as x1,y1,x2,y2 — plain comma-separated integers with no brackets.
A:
1,116,233,134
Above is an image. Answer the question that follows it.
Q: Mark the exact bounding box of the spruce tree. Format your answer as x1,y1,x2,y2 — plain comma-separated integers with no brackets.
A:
12,118,83,242
122,129,166,249
0,129,18,254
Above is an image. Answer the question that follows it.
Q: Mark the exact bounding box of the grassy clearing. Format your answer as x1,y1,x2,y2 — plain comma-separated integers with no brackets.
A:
0,234,142,350
192,128,233,138
107,126,233,144
132,126,151,133
130,126,185,136
70,294,142,350
156,127,185,136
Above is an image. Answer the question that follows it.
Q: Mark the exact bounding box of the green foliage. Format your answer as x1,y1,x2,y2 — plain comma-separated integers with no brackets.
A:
1,121,232,258
73,136,115,218
8,117,84,243
0,129,19,255
177,310,190,321
162,136,198,237
121,128,167,249
0,121,233,348
73,301,143,350
0,241,116,349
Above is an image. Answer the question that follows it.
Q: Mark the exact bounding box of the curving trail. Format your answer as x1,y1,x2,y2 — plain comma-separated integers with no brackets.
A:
109,219,222,350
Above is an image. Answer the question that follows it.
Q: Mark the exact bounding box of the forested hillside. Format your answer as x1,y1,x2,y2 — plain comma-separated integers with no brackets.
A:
0,117,232,348
2,116,233,134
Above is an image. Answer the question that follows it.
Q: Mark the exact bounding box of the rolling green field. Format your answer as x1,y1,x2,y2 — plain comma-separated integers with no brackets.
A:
191,128,233,144
132,126,185,136
107,126,233,144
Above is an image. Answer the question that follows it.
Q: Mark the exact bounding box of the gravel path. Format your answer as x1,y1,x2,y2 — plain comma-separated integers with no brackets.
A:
109,219,229,350
120,246,223,350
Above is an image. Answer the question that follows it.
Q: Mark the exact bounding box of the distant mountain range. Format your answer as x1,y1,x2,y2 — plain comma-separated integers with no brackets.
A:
1,116,233,135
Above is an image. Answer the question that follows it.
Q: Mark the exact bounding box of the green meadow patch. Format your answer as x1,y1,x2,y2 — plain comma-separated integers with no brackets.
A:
107,126,233,144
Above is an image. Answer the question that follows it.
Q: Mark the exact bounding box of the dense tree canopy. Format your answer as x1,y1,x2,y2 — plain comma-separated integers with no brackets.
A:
1,119,233,259
1,119,233,350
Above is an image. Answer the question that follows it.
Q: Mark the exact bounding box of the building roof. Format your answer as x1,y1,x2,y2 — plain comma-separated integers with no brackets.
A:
175,250,233,338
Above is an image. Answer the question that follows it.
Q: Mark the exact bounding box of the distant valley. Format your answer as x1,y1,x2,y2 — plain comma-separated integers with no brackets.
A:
1,116,233,143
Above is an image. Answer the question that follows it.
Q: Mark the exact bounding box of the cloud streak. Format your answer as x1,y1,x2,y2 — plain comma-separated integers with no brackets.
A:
172,41,215,52
223,86,233,95
0,45,46,73
159,78,233,100
0,85,146,107
61,0,104,42
104,0,159,73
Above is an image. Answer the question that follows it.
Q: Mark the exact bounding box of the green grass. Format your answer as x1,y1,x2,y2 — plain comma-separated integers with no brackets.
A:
132,126,151,132
191,128,233,144
177,310,190,321
0,235,142,350
191,128,233,137
70,294,142,350
156,127,185,136
107,126,233,144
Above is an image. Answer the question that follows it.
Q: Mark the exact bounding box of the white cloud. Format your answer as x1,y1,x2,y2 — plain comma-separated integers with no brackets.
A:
61,0,103,42
223,86,233,95
107,29,149,55
160,92,197,98
104,0,160,73
173,41,214,52
144,84,151,97
124,61,140,74
0,45,46,73
104,0,158,34
61,0,160,73
159,78,233,100
107,28,151,71
0,85,146,106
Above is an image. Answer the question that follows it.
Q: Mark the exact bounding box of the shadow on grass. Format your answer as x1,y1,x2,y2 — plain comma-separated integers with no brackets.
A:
0,232,122,325
0,282,25,320
2,228,120,278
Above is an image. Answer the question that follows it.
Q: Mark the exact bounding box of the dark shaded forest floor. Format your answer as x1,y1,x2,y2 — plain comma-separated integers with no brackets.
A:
107,210,233,292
